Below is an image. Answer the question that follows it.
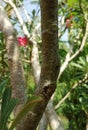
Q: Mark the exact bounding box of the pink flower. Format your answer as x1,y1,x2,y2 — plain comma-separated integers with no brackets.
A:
66,19,71,28
66,15,73,28
17,36,28,46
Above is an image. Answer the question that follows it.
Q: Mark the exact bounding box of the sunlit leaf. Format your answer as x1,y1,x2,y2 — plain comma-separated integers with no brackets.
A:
5,4,13,17
67,0,78,6
71,62,83,69
79,57,86,66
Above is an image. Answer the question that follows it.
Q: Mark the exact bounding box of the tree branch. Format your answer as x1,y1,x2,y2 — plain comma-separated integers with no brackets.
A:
69,22,88,61
4,0,30,37
58,19,88,79
55,74,88,110
18,0,31,24
58,48,72,79
31,41,41,86
0,4,26,115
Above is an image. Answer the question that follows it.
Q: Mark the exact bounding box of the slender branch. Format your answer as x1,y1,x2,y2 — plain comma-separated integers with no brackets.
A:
4,0,30,37
18,0,31,24
0,4,26,113
69,22,88,61
58,48,72,79
58,19,88,79
22,59,31,63
31,41,41,86
55,74,88,110
58,15,66,38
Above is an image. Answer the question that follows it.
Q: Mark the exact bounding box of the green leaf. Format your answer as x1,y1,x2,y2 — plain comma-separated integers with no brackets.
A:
71,62,83,69
79,57,86,66
1,87,12,118
9,96,42,130
67,0,78,6
0,79,9,97
32,9,36,16
0,98,18,130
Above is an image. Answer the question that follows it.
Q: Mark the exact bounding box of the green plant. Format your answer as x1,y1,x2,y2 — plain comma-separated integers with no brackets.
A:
0,87,18,130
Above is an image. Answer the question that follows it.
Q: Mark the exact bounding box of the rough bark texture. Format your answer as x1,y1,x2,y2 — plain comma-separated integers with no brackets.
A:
0,7,26,111
39,0,60,87
0,6,27,129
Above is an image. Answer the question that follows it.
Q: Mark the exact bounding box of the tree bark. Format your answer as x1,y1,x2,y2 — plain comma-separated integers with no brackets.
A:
0,6,27,129
0,5,26,110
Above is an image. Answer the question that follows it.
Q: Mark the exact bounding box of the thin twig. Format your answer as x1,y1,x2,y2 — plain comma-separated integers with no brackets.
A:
55,74,88,110
18,0,31,24
58,20,88,79
69,22,88,61
4,0,30,37
58,47,72,79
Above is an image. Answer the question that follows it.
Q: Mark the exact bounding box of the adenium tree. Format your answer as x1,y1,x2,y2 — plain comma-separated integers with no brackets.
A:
0,0,88,130
0,0,60,130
